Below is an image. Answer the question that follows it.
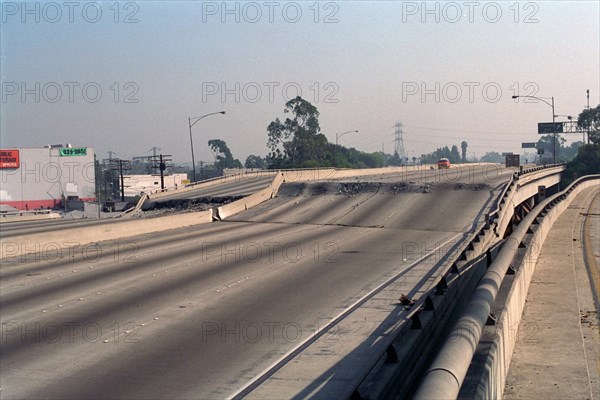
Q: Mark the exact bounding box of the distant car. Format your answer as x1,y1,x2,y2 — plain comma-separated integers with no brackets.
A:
437,158,451,169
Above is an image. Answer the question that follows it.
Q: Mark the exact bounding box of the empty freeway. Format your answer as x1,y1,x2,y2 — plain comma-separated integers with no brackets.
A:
1,165,514,399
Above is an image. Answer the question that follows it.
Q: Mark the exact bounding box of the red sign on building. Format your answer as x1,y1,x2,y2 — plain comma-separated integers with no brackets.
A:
0,149,20,168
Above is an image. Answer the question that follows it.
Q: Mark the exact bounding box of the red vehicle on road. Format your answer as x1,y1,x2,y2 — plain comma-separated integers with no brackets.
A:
436,158,451,169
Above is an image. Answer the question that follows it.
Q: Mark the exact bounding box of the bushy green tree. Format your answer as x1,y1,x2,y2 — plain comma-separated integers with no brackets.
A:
208,139,242,172
480,151,504,163
577,104,600,145
244,155,265,169
266,97,385,169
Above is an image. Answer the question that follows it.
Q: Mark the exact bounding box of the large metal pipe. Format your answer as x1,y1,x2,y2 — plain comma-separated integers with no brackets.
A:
414,173,598,400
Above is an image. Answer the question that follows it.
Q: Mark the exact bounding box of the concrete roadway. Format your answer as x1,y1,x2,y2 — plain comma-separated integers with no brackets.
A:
0,165,511,399
143,174,276,209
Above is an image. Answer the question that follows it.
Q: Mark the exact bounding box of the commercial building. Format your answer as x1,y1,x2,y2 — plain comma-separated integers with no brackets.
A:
123,173,188,197
0,146,96,210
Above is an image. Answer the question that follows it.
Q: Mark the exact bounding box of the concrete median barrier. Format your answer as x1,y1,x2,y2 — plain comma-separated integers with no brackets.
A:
0,212,61,223
0,209,213,260
216,172,284,220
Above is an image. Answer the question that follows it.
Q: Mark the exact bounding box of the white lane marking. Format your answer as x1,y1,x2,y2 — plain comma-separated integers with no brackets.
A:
227,231,465,400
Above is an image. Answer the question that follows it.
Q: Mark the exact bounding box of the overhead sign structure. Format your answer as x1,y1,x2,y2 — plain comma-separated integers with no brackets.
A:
0,149,19,168
538,122,563,134
59,147,87,157
521,142,537,149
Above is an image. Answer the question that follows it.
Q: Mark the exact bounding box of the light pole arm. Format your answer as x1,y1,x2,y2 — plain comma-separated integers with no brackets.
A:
512,95,554,110
188,111,225,182
335,130,358,146
190,111,226,129
512,94,558,164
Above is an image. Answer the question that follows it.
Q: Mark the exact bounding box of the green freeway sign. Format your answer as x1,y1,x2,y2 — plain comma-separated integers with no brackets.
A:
537,122,563,134
59,147,87,156
521,142,537,148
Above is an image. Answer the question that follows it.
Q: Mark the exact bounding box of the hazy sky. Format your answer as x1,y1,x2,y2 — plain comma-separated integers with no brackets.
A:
2,1,599,164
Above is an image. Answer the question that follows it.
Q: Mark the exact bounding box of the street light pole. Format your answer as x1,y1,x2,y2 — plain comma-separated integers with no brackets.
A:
188,111,226,182
551,96,556,164
334,130,358,167
512,95,558,164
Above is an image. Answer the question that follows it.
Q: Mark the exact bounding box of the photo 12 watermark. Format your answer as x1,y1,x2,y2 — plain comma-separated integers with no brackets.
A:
1,82,140,104
401,2,540,24
401,81,540,104
1,320,141,344
1,1,140,23
201,81,339,104
1,160,96,185
1,241,139,264
200,1,339,24
198,240,339,265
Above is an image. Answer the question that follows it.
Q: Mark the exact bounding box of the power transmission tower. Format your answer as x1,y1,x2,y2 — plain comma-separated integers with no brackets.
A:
148,147,161,159
393,121,407,161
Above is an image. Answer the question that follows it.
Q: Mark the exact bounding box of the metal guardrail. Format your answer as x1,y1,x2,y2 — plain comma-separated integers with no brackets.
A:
413,172,598,400
352,163,567,399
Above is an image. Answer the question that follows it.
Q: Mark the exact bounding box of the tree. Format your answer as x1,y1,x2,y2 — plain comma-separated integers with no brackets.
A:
563,143,600,185
208,139,242,172
536,134,566,158
461,141,468,163
480,151,504,163
267,96,322,167
450,145,461,164
421,145,452,163
577,104,600,145
245,155,265,169
563,104,600,185
389,151,402,166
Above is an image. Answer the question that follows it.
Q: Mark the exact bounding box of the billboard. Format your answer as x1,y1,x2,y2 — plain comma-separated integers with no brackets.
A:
0,149,19,168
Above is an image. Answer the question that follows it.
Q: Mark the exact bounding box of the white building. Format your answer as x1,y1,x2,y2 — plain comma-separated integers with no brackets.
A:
0,146,96,210
123,174,188,197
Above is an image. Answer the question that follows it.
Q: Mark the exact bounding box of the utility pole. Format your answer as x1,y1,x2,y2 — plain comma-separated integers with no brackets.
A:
151,154,172,190
109,159,131,202
94,154,101,218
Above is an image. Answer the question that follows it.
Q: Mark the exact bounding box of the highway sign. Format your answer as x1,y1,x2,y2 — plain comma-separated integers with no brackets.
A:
521,142,537,148
538,122,563,134
505,154,520,167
